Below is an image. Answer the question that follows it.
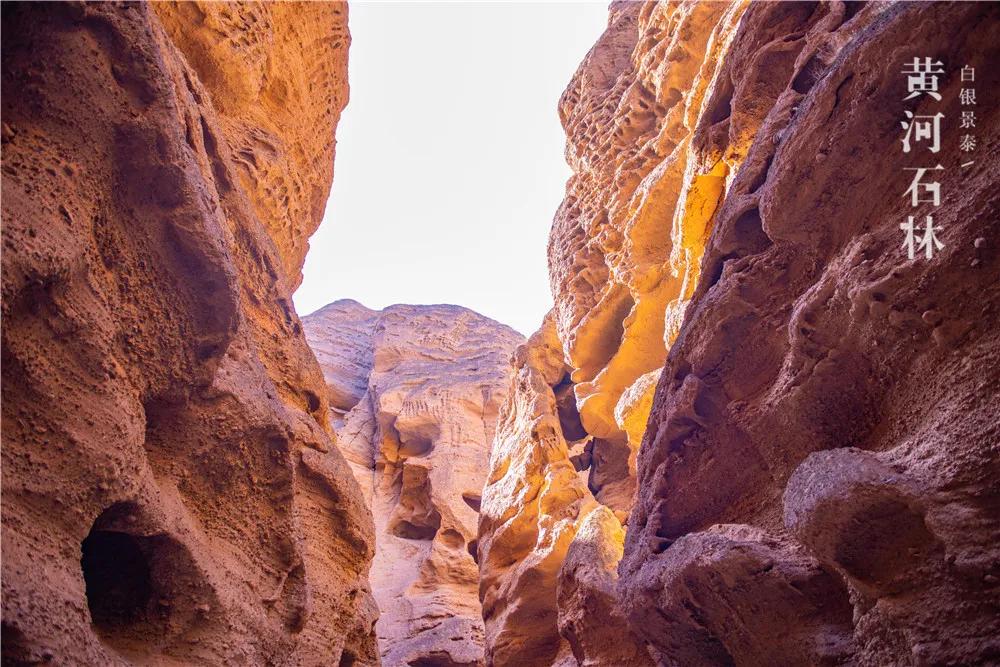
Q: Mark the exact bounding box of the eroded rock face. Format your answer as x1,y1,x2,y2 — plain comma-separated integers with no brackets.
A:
549,0,751,510
153,1,351,290
2,3,377,665
304,301,523,667
621,2,1000,666
478,316,651,667
486,1,999,665
482,2,755,664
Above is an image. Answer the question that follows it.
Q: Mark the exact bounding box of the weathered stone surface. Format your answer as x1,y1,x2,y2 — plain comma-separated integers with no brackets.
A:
557,506,653,667
478,317,588,666
483,3,760,664
305,300,523,667
478,316,648,666
153,1,351,290
485,1,999,665
550,0,749,484
1,3,377,665
621,2,1000,666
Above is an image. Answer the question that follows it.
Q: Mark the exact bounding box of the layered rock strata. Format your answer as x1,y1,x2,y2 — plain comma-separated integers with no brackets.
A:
304,300,522,667
1,3,378,665
483,1,1000,666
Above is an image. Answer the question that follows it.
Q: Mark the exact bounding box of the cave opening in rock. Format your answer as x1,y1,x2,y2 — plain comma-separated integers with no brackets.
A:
461,492,482,513
81,528,154,632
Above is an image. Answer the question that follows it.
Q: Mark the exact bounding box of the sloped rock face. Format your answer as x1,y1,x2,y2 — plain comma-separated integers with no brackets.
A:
481,2,750,663
152,1,348,290
620,2,1000,666
477,316,654,667
549,0,750,514
2,3,378,665
484,1,999,666
304,301,523,667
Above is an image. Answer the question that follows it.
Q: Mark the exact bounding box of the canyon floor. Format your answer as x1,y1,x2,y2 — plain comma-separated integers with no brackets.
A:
2,2,998,667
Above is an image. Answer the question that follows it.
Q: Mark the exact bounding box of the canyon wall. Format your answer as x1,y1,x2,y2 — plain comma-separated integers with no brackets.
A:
482,1,1000,666
304,301,523,667
622,2,1000,665
1,3,379,665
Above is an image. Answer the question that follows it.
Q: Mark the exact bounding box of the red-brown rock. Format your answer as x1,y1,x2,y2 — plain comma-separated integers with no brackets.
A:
1,3,376,665
622,3,1000,665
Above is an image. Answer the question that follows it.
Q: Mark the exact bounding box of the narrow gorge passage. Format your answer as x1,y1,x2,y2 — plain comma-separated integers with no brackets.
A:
2,2,999,667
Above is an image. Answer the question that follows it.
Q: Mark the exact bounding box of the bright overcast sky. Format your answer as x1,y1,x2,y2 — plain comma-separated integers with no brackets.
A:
295,2,610,336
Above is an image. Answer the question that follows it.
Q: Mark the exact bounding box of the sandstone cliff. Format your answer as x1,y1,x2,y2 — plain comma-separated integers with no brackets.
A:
2,3,377,665
304,301,523,667
622,3,1000,666
481,1,999,666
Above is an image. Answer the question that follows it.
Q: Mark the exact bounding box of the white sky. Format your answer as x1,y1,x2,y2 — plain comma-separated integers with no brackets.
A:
295,2,610,336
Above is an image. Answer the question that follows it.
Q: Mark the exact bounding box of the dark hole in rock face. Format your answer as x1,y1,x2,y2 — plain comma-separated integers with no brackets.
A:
791,54,826,95
462,492,482,513
303,390,321,413
733,208,773,254
439,529,465,549
707,76,735,125
81,530,154,631
398,433,434,458
554,376,587,442
468,538,479,565
387,464,442,540
338,649,357,667
390,519,440,541
77,502,218,653
843,0,865,21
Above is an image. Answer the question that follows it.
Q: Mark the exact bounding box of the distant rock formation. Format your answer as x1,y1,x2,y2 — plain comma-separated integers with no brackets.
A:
1,2,378,665
304,300,523,667
481,1,1000,666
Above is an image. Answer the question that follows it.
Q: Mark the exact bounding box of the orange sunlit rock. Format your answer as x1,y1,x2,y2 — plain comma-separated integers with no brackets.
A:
152,1,350,291
481,4,756,663
478,316,607,666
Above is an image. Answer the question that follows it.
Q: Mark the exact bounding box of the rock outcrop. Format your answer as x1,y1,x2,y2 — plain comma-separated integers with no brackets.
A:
483,1,999,666
2,3,377,665
477,315,652,667
4,1,998,665
623,2,1000,665
304,301,523,667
